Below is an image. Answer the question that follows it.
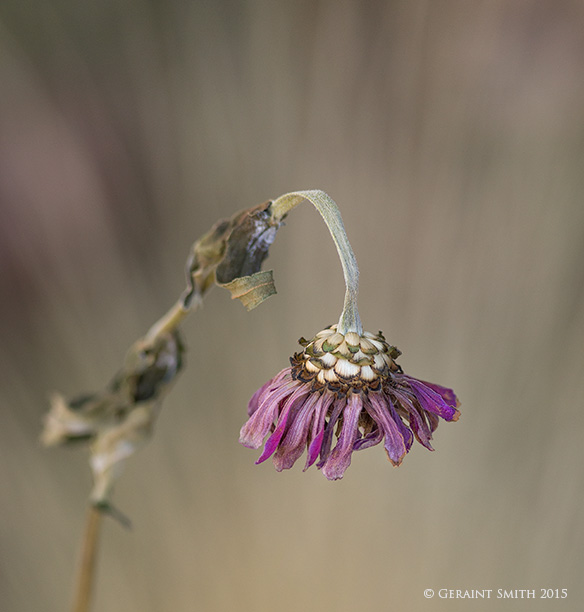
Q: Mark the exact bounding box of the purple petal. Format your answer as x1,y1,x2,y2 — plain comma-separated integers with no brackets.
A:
426,411,440,433
247,379,274,417
384,392,414,451
321,393,363,480
247,369,290,416
416,379,459,410
392,388,433,450
305,429,325,468
317,398,345,468
239,378,299,449
255,385,311,464
365,393,408,466
304,392,334,470
353,425,383,451
405,377,460,422
273,392,322,471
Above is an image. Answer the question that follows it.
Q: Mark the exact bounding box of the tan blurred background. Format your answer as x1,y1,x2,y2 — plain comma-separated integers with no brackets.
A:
1,1,583,611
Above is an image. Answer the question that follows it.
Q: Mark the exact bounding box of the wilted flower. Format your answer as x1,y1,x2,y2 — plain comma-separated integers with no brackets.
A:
240,324,460,480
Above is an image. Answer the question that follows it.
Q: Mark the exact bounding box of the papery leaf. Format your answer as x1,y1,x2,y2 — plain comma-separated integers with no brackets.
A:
184,201,281,309
219,270,276,311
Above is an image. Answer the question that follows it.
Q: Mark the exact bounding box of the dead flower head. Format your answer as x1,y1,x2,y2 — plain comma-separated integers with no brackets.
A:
240,324,460,480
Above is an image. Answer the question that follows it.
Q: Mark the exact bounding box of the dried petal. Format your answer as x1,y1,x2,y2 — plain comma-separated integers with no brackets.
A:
321,394,363,479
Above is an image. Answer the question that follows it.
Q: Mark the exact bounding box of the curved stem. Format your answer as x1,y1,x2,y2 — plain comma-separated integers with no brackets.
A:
270,190,362,335
71,506,102,612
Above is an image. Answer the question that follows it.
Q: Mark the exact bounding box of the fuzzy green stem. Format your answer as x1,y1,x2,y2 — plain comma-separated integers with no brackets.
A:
270,190,362,335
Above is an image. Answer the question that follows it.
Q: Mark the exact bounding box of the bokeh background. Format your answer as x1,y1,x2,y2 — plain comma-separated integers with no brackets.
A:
1,1,583,611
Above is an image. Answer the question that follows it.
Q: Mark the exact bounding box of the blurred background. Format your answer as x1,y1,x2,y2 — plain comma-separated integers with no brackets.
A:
1,1,583,611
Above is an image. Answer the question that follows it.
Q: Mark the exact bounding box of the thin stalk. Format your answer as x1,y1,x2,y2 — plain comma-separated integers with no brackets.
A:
71,506,102,612
270,190,362,335
144,299,192,343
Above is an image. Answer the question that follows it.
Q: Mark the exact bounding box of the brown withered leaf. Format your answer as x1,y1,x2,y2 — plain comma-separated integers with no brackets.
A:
220,270,276,311
42,330,185,506
183,201,282,310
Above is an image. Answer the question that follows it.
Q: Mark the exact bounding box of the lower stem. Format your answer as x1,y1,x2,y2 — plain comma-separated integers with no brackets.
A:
144,299,191,343
71,506,102,612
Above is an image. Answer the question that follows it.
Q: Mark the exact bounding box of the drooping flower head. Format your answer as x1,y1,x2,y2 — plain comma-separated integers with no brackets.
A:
240,324,460,480
238,190,460,479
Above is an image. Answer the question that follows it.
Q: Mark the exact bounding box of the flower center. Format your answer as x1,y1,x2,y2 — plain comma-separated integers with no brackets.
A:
290,325,402,394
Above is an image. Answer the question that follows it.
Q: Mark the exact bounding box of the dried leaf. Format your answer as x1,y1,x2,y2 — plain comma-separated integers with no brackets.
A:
41,330,185,506
219,270,277,311
183,201,281,309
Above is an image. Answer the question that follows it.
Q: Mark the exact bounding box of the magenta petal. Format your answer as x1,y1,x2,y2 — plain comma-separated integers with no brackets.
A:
305,429,325,468
405,377,460,422
407,408,434,450
273,393,321,471
353,426,382,451
426,411,440,433
385,393,414,451
239,378,298,449
317,398,345,468
392,388,433,450
247,378,274,417
304,393,333,470
321,393,363,480
417,379,459,409
247,369,289,416
366,393,408,466
255,385,311,464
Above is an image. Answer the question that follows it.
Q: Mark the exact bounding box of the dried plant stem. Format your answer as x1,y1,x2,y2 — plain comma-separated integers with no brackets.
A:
69,299,194,611
51,190,356,612
144,299,192,343
71,506,103,612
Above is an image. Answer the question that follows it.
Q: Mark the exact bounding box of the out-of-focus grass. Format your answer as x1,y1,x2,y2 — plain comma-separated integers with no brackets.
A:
1,1,583,611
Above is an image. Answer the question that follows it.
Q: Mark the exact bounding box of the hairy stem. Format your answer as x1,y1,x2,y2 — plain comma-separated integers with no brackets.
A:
270,190,362,335
71,506,102,612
